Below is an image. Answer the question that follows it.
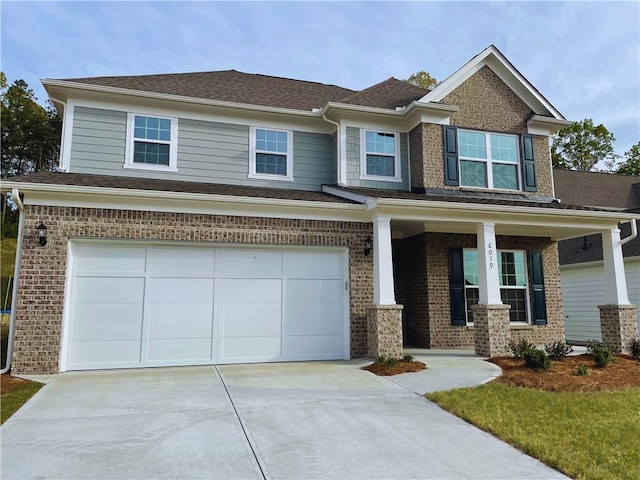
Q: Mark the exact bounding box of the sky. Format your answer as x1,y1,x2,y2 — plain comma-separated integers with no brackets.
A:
1,1,639,163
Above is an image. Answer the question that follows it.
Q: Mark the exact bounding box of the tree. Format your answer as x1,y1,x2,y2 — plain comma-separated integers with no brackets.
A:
1,72,62,178
403,70,437,90
551,118,617,171
614,142,640,176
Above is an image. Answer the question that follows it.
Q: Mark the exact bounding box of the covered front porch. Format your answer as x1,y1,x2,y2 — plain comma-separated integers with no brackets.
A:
328,186,640,359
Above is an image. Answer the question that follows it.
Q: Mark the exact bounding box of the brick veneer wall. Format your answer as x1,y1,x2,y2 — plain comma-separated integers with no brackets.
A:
367,305,403,359
13,205,373,374
413,66,554,198
422,232,564,349
598,304,639,354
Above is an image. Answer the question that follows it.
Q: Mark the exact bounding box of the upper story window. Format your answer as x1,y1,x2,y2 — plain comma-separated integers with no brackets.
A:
458,130,520,190
248,127,293,181
463,249,529,324
125,113,177,172
360,130,402,182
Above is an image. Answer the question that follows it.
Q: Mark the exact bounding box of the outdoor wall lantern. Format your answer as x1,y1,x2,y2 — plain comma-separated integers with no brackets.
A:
364,236,372,256
36,222,48,247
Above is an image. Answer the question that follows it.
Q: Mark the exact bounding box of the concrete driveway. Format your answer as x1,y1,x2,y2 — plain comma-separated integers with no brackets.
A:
1,357,568,479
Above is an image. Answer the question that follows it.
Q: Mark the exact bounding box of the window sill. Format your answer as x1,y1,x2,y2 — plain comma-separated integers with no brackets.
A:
359,175,403,183
459,186,521,194
247,173,294,182
123,163,178,173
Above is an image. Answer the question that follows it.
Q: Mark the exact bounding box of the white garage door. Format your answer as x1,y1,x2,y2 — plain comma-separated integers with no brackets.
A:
64,243,348,370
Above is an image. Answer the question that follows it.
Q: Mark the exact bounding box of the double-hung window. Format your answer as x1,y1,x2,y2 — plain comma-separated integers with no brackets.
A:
249,127,293,181
458,130,520,190
463,249,529,324
360,130,401,181
125,113,177,171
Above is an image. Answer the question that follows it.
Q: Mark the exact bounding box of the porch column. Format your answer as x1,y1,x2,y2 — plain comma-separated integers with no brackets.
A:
373,216,395,305
368,216,403,359
598,227,637,353
473,222,510,357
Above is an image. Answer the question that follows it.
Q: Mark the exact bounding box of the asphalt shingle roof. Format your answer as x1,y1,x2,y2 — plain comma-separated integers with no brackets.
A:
6,172,359,204
61,70,356,111
553,168,640,211
55,71,430,111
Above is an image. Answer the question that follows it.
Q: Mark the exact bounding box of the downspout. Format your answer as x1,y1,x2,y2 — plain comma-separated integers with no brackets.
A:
621,219,638,246
1,189,24,374
322,114,344,186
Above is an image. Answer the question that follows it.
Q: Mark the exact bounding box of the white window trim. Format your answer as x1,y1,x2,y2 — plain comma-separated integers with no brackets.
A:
124,112,178,172
248,126,294,182
458,130,521,191
464,248,531,326
359,129,402,183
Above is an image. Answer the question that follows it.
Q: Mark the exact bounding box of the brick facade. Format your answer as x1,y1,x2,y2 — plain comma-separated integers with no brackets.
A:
396,232,564,350
12,205,374,374
411,66,554,198
472,304,511,357
367,305,403,359
598,304,639,354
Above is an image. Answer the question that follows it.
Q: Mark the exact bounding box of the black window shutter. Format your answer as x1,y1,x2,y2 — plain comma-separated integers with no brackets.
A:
521,135,537,192
528,250,547,325
443,125,459,186
448,248,466,326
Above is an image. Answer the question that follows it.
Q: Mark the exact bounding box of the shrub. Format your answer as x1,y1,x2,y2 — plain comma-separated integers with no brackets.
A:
544,341,573,360
523,348,551,370
587,340,614,368
574,364,589,376
508,338,536,358
630,338,640,361
402,354,414,363
384,357,398,368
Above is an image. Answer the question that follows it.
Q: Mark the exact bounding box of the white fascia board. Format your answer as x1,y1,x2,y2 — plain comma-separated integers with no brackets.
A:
527,115,573,135
322,185,378,211
419,46,565,120
4,182,369,222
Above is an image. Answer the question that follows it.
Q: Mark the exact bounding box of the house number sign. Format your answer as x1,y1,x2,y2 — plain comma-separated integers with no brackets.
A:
487,242,494,269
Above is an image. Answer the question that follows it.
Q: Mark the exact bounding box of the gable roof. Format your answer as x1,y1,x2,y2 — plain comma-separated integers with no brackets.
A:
419,45,565,120
553,168,640,211
57,70,356,111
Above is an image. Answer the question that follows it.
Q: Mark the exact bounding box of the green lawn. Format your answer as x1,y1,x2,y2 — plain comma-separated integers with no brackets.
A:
1,381,43,424
427,384,640,480
1,237,17,277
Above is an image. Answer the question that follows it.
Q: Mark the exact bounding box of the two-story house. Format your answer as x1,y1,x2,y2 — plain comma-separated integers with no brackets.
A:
3,45,638,374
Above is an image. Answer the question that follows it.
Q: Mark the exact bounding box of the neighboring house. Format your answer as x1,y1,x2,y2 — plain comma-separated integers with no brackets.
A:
554,169,640,344
3,45,638,375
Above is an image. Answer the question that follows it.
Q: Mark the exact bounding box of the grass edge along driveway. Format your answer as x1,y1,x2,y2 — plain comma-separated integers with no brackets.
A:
427,383,640,480
1,380,43,424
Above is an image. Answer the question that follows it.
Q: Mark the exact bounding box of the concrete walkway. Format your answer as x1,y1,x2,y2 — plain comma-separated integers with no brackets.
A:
1,354,568,480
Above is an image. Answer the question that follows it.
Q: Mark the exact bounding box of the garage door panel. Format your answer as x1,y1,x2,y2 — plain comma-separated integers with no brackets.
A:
147,248,215,275
75,245,147,274
220,279,281,304
146,338,212,363
283,335,343,360
284,303,343,336
71,303,143,341
221,336,281,362
68,340,141,366
221,303,282,337
218,249,283,277
146,278,214,304
284,251,342,278
75,277,144,304
146,304,213,339
286,279,342,303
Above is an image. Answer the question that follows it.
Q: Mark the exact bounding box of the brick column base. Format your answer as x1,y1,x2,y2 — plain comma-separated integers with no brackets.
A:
598,304,638,354
472,304,511,358
367,304,403,359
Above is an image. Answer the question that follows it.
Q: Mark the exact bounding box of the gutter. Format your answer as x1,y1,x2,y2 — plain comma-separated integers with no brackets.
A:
1,189,24,374
621,219,638,246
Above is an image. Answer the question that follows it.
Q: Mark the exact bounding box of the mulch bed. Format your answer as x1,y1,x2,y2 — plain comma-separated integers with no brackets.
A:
489,354,640,392
1,374,30,394
362,360,426,376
